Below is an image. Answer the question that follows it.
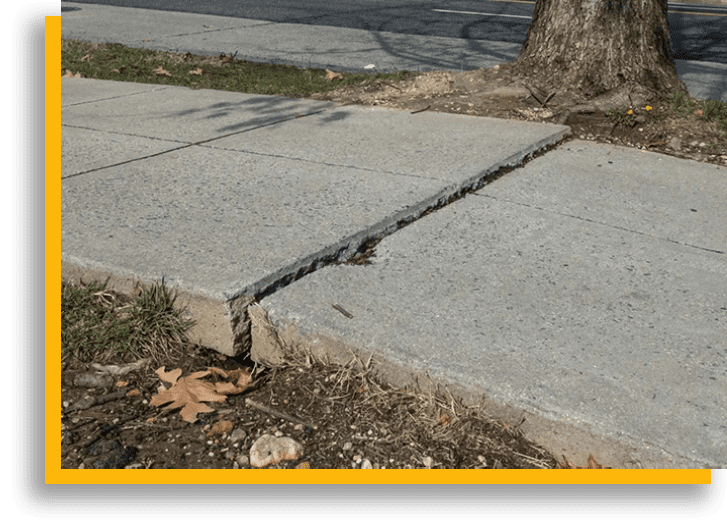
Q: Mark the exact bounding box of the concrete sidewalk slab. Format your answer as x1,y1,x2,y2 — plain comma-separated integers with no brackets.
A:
61,78,334,144
61,80,568,356
254,140,727,468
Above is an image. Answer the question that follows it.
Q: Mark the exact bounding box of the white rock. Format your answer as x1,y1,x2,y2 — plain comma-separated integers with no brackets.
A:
360,459,372,469
249,434,304,468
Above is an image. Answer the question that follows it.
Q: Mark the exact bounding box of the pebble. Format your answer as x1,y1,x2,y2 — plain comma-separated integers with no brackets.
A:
229,428,247,443
342,442,352,451
667,136,682,151
249,434,304,468
361,459,372,469
236,454,250,467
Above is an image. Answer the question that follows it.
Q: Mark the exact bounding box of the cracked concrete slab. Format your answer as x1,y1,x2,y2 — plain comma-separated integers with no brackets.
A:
255,141,727,468
61,79,567,356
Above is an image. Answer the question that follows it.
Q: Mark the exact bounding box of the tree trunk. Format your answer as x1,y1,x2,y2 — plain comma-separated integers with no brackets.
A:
513,0,687,107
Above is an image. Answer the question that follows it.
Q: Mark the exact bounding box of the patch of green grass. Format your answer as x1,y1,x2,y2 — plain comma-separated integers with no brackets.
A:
61,39,415,98
61,279,194,366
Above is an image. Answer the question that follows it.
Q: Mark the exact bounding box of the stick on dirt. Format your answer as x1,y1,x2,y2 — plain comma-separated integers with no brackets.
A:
245,398,318,430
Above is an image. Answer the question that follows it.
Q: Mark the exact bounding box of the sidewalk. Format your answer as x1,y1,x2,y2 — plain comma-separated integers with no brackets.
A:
61,76,726,469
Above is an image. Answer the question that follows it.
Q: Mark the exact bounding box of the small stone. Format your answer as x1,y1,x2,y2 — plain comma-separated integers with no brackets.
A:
342,442,352,451
667,136,681,151
249,435,304,468
634,115,646,124
699,142,706,148
236,454,249,467
422,456,433,468
360,459,372,469
229,428,247,443
690,140,699,147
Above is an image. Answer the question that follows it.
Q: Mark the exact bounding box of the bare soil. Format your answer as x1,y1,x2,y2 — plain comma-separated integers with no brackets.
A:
61,340,563,470
309,64,727,166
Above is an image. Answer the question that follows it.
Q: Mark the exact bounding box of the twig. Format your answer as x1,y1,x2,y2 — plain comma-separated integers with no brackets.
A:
331,303,353,319
525,85,544,106
245,398,318,430
411,105,430,114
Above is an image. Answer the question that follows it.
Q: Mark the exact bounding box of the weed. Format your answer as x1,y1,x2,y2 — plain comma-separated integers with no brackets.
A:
606,107,637,127
61,279,194,366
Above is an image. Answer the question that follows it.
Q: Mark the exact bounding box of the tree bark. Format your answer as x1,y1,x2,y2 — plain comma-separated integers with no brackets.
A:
513,0,687,106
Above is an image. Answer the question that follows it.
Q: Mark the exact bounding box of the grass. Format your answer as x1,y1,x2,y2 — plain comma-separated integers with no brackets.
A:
604,90,727,141
61,279,194,366
61,39,415,98
670,89,727,138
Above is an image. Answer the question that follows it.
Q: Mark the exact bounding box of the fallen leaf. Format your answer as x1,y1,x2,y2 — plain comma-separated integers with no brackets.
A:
218,53,235,63
143,37,154,42
556,454,610,469
437,411,450,427
188,68,203,75
206,366,253,395
149,367,227,422
126,389,141,397
153,66,172,77
63,69,82,78
325,68,343,80
80,54,91,62
114,380,129,387
694,109,703,116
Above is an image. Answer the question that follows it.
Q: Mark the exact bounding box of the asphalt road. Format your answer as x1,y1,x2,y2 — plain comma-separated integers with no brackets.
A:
63,0,727,64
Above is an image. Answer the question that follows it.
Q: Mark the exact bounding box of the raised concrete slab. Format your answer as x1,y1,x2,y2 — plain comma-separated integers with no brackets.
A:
254,140,727,468
61,79,568,356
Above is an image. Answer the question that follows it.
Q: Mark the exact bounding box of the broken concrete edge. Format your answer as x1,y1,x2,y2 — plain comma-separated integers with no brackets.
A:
247,303,707,470
61,259,253,356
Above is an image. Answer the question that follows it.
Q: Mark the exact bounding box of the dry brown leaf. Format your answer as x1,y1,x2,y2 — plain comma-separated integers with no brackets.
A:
143,37,154,42
557,454,610,469
206,366,253,395
153,66,172,77
325,69,343,80
218,53,235,63
437,411,450,427
114,380,129,387
694,109,703,116
188,68,203,75
63,69,82,78
80,54,91,62
126,389,141,397
149,367,227,422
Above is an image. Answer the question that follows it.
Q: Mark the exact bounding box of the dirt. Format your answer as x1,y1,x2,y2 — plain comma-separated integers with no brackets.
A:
309,64,727,167
61,340,565,470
